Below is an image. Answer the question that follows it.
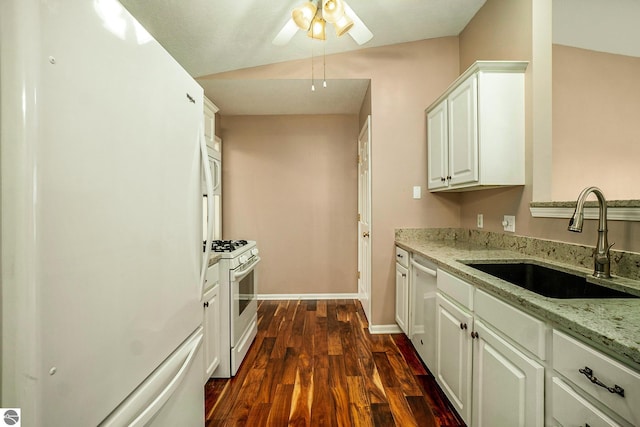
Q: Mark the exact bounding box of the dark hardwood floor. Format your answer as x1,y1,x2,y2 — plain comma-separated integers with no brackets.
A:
205,299,465,427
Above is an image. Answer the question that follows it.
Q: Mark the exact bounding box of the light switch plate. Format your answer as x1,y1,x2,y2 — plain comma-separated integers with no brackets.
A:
502,215,515,232
413,186,421,199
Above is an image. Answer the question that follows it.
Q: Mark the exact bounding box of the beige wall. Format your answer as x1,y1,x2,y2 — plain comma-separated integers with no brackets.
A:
458,0,640,252
552,45,640,200
220,115,359,296
202,38,462,325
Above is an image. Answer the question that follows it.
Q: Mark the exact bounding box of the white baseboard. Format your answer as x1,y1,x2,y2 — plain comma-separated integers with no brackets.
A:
258,293,360,301
369,324,403,334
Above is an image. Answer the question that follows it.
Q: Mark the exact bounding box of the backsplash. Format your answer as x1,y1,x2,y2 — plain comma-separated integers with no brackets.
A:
395,228,640,281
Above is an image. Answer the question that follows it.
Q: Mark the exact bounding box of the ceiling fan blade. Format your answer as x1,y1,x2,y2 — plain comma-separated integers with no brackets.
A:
272,18,299,46
343,1,373,45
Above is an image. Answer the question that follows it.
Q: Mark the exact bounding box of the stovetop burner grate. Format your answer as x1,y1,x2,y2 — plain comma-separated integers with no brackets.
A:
204,239,249,253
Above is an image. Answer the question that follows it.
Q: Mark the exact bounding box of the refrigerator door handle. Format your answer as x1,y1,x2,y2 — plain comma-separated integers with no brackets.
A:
99,327,204,427
200,120,215,296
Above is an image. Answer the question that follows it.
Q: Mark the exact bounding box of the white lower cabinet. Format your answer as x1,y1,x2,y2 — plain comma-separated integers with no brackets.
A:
435,269,544,427
395,262,409,334
203,262,221,383
472,320,544,427
395,246,410,334
436,292,473,424
552,377,621,427
552,330,640,427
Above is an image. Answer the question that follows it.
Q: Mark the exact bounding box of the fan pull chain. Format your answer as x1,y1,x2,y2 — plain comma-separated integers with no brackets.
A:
323,41,327,88
311,44,315,91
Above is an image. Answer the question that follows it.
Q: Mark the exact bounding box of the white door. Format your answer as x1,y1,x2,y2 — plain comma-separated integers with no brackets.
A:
358,115,372,322
436,293,473,425
448,74,479,187
472,320,544,427
427,100,449,190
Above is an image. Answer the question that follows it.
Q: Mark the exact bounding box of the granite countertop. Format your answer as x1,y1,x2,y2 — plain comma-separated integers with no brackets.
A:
395,233,640,368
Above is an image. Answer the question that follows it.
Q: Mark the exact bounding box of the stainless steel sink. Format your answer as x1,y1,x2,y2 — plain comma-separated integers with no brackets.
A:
466,262,639,299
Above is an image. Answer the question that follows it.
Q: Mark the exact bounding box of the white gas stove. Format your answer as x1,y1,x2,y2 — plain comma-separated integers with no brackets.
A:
209,239,260,377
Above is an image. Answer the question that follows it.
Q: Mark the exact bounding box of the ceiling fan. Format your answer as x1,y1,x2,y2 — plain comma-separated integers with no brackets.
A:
273,0,373,46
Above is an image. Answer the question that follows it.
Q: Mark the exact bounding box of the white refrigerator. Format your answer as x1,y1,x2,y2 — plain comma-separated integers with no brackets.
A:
1,0,213,425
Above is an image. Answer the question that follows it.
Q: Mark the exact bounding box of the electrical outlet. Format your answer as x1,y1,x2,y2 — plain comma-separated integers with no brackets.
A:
502,215,515,232
477,214,483,228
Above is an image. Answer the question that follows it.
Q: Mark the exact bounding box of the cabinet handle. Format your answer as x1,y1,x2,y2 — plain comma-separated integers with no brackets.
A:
203,301,209,308
440,177,446,182
397,253,404,258
579,367,625,397
470,331,479,339
401,273,407,278
459,323,467,330
446,175,452,180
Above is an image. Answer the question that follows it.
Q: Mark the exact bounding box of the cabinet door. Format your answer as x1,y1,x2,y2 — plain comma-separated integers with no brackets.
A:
427,100,449,190
436,292,473,424
395,262,409,334
448,74,478,187
472,320,544,427
203,284,221,380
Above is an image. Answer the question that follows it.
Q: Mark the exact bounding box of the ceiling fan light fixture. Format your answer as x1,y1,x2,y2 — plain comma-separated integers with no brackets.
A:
334,13,354,37
322,0,345,23
292,2,318,30
308,14,326,40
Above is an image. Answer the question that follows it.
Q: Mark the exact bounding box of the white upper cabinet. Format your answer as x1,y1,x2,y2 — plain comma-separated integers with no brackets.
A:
203,96,220,154
426,61,528,192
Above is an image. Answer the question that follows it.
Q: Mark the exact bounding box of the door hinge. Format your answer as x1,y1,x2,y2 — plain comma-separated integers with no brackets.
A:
357,154,361,165
357,271,361,279
357,213,361,221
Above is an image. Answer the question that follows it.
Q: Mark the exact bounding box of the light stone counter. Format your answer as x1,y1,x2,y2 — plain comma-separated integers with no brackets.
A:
395,228,640,368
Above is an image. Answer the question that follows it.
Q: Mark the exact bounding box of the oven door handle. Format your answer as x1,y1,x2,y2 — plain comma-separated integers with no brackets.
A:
233,256,261,279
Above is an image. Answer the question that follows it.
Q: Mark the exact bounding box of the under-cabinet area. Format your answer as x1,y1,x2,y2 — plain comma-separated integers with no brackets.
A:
395,229,640,427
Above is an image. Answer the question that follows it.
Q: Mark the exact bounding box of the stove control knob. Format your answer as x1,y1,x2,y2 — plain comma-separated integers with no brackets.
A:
239,255,248,264
251,248,259,256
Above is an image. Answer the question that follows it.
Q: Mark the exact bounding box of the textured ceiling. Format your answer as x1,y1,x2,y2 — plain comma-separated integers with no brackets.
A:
119,0,487,77
118,0,486,115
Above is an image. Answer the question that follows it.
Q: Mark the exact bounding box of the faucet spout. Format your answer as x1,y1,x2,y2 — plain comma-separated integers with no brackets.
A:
568,186,612,278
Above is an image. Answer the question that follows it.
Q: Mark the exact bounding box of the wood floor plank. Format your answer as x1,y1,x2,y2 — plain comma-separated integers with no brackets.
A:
289,352,314,427
371,403,395,427
206,299,465,427
386,352,424,397
372,352,400,388
310,367,336,427
385,387,420,427
266,383,294,427
405,396,437,427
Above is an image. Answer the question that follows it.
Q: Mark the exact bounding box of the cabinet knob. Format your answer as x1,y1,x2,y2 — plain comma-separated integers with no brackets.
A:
446,175,452,180
471,331,479,339
441,177,446,182
362,231,370,238
459,322,467,330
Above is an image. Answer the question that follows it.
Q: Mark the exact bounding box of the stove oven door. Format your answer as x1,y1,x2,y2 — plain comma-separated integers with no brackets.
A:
230,256,260,347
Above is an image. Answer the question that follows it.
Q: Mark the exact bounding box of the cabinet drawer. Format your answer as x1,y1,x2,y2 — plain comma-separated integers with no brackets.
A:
553,330,640,426
395,246,409,268
552,377,621,427
475,289,546,360
437,269,474,310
